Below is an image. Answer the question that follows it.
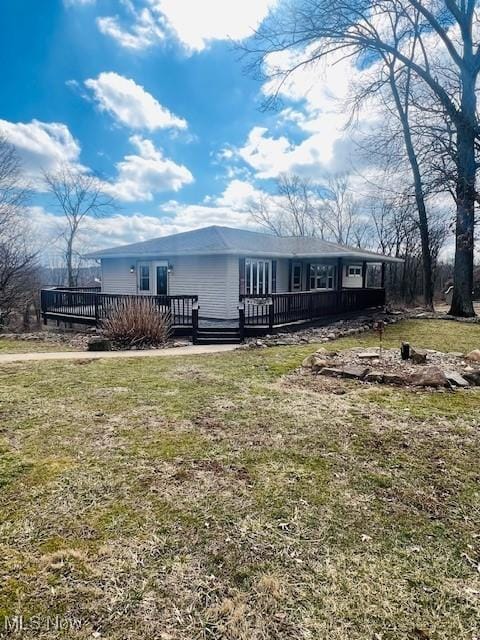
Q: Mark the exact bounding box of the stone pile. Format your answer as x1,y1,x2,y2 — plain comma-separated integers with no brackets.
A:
302,346,480,389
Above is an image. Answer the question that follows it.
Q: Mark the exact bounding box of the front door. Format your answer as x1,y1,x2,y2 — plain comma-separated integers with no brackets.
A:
156,265,168,295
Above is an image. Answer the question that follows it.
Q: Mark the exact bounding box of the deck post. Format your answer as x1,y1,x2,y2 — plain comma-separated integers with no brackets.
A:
192,301,199,344
381,262,386,289
336,258,343,310
238,301,245,342
268,299,274,332
94,293,99,326
362,261,367,289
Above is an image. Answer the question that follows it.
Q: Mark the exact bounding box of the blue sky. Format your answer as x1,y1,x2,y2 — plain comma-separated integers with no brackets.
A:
0,0,356,253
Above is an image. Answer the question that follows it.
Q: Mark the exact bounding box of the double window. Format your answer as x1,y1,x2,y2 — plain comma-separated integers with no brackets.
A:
347,265,362,277
245,259,271,295
310,264,335,290
138,263,150,292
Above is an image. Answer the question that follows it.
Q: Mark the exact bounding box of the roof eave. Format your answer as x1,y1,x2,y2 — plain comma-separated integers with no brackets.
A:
85,249,404,263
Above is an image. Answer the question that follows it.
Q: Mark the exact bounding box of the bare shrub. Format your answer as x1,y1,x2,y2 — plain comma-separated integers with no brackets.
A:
100,298,172,349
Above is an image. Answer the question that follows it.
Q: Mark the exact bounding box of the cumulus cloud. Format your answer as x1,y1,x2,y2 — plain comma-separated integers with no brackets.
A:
97,8,165,51
85,72,187,131
107,135,194,202
0,119,83,186
29,179,263,256
97,0,278,53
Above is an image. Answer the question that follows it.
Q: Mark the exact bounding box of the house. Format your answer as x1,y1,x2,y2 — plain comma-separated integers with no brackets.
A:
85,225,402,320
40,225,402,340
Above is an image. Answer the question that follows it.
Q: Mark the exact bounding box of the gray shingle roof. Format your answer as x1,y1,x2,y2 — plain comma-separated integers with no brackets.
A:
85,225,403,263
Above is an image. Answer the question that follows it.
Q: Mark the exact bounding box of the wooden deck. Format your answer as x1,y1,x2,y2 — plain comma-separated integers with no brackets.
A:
41,287,386,342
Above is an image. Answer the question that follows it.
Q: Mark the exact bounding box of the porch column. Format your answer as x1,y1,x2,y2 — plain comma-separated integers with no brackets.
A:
381,262,386,288
362,261,367,289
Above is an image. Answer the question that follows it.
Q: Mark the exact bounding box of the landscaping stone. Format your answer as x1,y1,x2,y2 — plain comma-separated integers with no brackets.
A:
462,369,480,386
302,354,330,370
87,337,112,351
365,371,385,383
341,366,370,379
466,349,480,362
410,347,428,364
408,367,448,388
382,372,408,385
319,366,369,380
358,351,379,359
319,367,346,378
444,370,469,387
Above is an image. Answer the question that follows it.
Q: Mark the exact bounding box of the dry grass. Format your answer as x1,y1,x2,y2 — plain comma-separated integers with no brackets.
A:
0,320,479,639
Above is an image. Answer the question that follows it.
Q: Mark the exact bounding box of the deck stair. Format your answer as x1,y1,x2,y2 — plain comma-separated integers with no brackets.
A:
194,327,242,345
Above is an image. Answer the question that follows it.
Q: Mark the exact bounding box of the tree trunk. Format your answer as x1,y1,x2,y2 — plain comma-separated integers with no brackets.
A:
66,235,75,288
449,71,476,318
388,70,434,310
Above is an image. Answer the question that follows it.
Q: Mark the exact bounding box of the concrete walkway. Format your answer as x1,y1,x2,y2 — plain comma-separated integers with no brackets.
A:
0,343,239,364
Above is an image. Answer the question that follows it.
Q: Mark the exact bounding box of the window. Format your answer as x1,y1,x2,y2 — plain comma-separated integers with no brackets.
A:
138,263,150,292
310,264,335,290
245,259,271,295
292,263,302,290
348,265,362,277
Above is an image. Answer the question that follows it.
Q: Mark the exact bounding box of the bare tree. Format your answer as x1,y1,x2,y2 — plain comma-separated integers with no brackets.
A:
44,166,115,287
315,172,367,246
246,0,480,316
0,136,37,326
249,174,319,236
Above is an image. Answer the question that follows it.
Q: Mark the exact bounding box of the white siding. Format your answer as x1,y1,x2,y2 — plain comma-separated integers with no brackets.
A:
101,258,137,294
169,255,239,319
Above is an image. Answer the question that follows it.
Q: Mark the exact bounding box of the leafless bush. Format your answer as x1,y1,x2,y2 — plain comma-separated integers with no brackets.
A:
100,298,172,349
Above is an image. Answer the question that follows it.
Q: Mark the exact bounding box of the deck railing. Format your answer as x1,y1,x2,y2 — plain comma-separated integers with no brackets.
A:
41,288,198,329
240,288,385,331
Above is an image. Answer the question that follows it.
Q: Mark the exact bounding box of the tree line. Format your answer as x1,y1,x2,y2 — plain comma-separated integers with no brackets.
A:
245,0,480,316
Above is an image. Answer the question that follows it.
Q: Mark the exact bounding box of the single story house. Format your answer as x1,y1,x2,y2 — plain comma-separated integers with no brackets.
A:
85,225,402,320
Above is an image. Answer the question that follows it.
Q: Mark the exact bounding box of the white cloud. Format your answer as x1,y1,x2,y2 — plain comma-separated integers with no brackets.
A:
29,179,262,256
0,119,83,186
85,72,187,131
97,0,278,53
97,8,165,51
107,135,194,202
64,0,95,6
150,0,278,52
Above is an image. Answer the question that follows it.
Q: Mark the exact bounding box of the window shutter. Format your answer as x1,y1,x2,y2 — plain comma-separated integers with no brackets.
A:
305,263,311,290
271,260,277,293
239,258,246,296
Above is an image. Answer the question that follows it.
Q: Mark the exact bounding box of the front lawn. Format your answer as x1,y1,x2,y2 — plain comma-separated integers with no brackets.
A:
0,320,479,639
0,337,75,353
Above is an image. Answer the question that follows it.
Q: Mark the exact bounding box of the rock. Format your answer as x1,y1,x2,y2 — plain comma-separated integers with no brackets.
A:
302,354,330,370
320,366,369,380
365,371,385,383
466,349,480,362
319,367,345,378
341,366,370,379
447,351,464,358
462,369,480,386
411,347,428,364
444,370,469,387
408,367,448,388
358,351,379,359
383,372,408,385
87,337,111,351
